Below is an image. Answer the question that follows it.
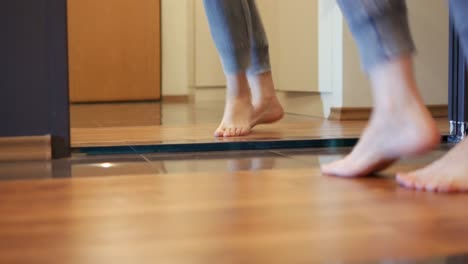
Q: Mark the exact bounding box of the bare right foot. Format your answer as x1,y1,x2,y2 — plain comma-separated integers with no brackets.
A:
321,57,441,178
214,96,254,137
215,74,254,138
397,138,468,193
321,103,440,177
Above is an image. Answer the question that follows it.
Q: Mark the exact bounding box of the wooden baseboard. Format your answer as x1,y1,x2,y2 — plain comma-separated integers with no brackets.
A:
0,135,51,161
328,105,448,120
162,95,191,103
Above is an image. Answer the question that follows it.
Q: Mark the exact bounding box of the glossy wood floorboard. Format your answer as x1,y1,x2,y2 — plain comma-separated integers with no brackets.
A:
1,166,468,263
71,118,450,147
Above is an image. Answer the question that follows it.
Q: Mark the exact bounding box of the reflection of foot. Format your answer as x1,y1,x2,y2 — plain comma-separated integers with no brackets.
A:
397,139,468,193
321,57,440,178
214,97,254,137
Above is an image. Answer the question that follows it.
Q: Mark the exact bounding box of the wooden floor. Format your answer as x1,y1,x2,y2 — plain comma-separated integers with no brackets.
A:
1,160,468,263
71,119,450,147
3,101,456,263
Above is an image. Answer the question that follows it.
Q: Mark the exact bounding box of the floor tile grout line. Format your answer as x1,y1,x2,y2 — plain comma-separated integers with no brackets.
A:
138,153,169,174
269,150,294,159
268,150,313,165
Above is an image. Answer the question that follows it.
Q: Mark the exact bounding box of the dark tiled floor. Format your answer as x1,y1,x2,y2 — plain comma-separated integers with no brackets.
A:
360,254,468,264
1,145,467,263
142,150,309,174
0,150,305,180
274,146,451,167
0,146,452,181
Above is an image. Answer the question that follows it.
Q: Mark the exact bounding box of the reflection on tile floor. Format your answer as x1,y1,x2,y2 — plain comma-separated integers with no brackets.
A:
0,145,453,181
359,253,468,264
0,150,304,180
274,146,450,166
274,146,453,177
143,150,312,174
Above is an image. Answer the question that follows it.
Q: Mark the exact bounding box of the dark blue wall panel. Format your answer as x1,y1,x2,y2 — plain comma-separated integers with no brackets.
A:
0,0,70,157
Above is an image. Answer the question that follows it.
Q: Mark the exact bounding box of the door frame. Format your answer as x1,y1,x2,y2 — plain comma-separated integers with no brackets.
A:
449,16,468,142
1,0,70,159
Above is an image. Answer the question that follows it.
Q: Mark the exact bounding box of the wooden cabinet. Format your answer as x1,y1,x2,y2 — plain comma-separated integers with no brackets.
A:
68,0,161,102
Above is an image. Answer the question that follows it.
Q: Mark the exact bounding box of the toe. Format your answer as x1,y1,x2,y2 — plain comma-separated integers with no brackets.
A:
214,127,225,137
412,176,427,191
320,162,336,176
435,181,454,193
423,179,439,192
422,175,441,192
321,160,348,177
230,128,237,137
224,128,235,137
240,127,250,136
396,173,416,189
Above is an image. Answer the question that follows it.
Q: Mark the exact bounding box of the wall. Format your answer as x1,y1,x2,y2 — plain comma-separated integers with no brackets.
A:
161,0,191,96
163,0,449,120
193,0,225,87
162,0,320,95
341,0,449,108
275,0,318,92
318,0,344,117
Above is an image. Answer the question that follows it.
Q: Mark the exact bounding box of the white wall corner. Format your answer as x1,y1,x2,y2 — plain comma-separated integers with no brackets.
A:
161,0,191,96
340,0,449,107
187,0,196,89
318,0,344,117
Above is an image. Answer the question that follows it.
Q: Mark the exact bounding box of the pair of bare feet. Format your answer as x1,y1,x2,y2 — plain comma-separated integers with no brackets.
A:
321,57,468,193
217,59,468,193
214,71,284,137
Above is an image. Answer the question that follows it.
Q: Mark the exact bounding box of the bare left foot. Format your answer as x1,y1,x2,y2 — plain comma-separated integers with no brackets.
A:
248,72,284,127
252,96,284,127
397,138,468,193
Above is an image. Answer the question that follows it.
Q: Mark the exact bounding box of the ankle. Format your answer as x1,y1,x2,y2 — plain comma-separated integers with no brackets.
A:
226,73,251,98
248,72,276,100
225,94,252,106
253,93,275,105
374,96,415,113
370,56,425,109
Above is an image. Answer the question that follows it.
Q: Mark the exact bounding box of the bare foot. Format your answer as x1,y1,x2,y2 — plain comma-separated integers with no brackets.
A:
252,96,284,126
248,72,284,127
397,139,468,193
215,74,254,137
215,71,284,137
321,106,440,177
321,57,440,178
214,97,254,137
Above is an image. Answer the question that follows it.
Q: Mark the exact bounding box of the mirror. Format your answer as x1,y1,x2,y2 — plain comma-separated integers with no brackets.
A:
68,0,450,150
